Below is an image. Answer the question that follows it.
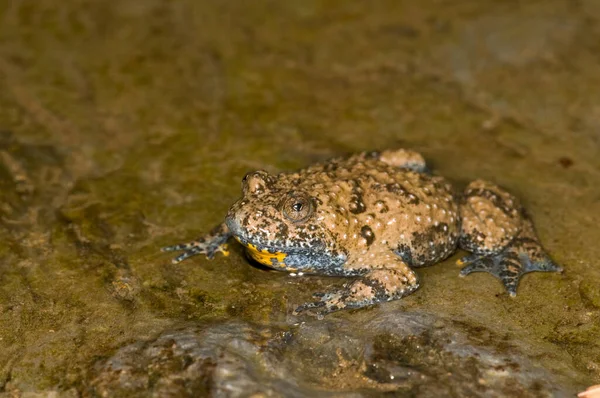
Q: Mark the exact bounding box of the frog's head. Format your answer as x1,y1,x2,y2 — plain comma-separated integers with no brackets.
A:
225,170,346,272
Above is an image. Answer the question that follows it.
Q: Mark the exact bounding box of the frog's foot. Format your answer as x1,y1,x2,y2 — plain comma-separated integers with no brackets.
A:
161,223,231,264
294,262,419,317
458,219,562,296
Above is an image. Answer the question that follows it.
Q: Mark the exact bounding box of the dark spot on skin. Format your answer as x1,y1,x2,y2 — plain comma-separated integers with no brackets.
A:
371,284,392,301
558,157,573,168
385,183,405,195
360,226,375,246
395,244,414,267
349,201,366,214
370,183,385,193
405,223,457,267
431,178,456,198
374,200,389,214
459,230,489,255
349,179,367,214
464,187,518,217
385,183,419,204
275,223,289,240
360,269,417,302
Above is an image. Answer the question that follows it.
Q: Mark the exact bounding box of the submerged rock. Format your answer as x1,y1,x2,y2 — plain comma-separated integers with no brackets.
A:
87,311,569,397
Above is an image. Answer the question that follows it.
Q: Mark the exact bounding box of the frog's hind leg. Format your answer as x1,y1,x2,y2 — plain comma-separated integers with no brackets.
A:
161,223,232,264
458,180,562,296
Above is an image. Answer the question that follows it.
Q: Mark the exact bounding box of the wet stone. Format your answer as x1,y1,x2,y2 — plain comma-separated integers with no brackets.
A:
86,313,569,397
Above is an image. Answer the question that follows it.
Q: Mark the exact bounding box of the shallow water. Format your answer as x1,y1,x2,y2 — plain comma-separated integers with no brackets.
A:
0,0,599,396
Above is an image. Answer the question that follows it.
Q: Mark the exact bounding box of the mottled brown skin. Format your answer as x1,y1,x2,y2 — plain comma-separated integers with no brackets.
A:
162,149,562,316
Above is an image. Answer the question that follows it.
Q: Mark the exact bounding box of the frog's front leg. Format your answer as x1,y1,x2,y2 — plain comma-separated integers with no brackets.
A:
162,223,232,264
294,254,419,316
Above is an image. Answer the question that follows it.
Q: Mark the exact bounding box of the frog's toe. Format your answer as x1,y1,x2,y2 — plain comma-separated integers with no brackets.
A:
293,292,345,316
458,255,492,276
293,299,328,317
458,238,562,296
294,300,326,313
457,253,485,267
171,247,205,264
161,243,191,252
162,240,229,263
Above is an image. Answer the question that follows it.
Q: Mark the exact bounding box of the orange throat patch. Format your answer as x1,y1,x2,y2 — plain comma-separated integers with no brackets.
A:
235,238,287,266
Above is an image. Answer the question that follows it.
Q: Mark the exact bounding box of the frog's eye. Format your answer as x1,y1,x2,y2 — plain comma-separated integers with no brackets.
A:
282,192,314,223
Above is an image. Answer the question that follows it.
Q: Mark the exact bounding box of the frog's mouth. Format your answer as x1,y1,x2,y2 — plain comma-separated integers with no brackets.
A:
234,237,287,267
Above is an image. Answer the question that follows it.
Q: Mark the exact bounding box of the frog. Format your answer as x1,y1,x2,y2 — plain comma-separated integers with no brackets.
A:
162,149,562,315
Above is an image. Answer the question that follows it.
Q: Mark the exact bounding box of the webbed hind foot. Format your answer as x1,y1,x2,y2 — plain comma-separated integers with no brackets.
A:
458,219,562,296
